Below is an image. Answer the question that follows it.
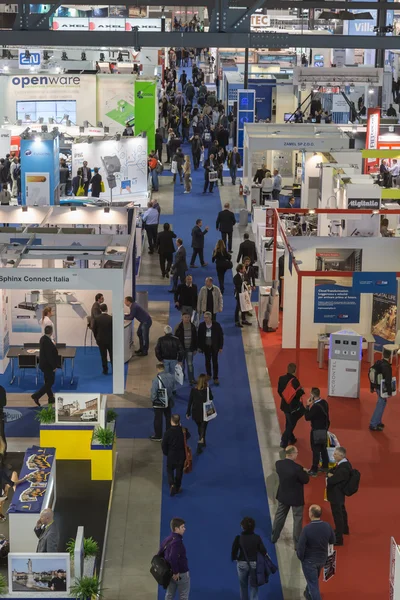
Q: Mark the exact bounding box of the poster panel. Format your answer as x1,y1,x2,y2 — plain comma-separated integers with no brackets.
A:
371,293,397,350
315,249,363,272
134,80,156,146
97,74,135,129
314,277,360,324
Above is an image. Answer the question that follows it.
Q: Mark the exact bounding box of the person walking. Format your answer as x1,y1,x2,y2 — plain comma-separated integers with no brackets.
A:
297,505,335,600
203,153,217,194
90,167,102,198
148,154,159,192
227,146,241,185
231,516,268,600
157,222,177,279
237,233,257,265
327,446,352,546
162,414,191,496
197,277,223,320
369,347,393,431
170,238,188,293
186,373,213,453
124,296,152,356
58,158,69,197
212,240,231,295
31,326,59,407
82,160,92,196
216,202,236,253
92,303,113,375
142,201,160,255
158,517,190,598
174,274,198,317
155,326,184,391
190,133,202,170
155,128,164,162
172,148,184,184
234,264,251,328
175,312,197,385
277,363,305,448
271,446,309,549
197,312,223,385
305,387,330,477
183,155,192,193
150,363,175,442
190,218,209,268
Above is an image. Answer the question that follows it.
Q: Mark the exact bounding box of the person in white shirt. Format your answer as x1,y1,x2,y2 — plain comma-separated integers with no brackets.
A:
261,171,274,205
39,307,55,342
390,159,400,187
273,168,282,200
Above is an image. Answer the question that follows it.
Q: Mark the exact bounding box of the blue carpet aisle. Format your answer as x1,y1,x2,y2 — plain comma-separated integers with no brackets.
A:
137,145,284,600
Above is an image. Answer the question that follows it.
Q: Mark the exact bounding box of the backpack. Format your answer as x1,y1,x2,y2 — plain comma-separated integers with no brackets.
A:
368,360,383,390
343,468,361,497
150,539,173,589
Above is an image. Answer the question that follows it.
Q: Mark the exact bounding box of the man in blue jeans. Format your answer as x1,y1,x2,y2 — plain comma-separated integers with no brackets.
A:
124,296,152,356
297,504,335,600
155,325,184,392
369,348,393,431
159,517,190,599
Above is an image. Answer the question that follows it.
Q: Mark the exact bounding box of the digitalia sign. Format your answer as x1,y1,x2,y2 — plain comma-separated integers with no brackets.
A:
347,198,380,209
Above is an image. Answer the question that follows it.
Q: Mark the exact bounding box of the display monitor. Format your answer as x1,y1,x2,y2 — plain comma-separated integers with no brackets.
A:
16,100,77,124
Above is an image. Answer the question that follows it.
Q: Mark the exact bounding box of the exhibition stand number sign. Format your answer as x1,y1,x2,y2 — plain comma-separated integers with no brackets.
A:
8,446,55,513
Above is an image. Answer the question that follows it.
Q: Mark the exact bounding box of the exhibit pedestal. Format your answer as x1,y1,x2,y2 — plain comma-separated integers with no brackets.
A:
91,439,116,481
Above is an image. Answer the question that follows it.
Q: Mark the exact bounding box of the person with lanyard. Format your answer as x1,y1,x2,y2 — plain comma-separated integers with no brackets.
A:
197,311,224,386
174,312,198,386
150,363,175,442
81,160,92,196
39,306,55,342
124,296,153,357
233,264,251,328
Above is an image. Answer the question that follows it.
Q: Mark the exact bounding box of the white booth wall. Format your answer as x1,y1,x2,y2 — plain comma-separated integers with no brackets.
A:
275,83,297,123
282,236,400,349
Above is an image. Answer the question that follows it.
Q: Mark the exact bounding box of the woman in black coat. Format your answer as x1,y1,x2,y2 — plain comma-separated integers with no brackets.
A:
212,239,231,294
186,373,213,454
91,167,102,198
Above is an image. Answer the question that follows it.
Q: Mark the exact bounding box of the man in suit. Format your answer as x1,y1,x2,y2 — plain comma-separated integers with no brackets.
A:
34,508,59,552
31,326,59,407
216,202,236,253
271,446,309,548
174,274,198,316
162,414,190,496
157,222,177,278
278,363,305,448
305,387,330,477
170,238,188,293
82,160,92,196
124,297,152,357
90,293,104,329
92,303,113,375
197,311,224,385
327,446,352,546
237,233,257,265
190,218,209,267
233,264,251,327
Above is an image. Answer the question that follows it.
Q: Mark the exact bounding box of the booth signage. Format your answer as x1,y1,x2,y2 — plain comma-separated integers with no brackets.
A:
261,138,349,151
18,49,41,70
134,80,156,146
250,14,270,29
314,280,360,324
353,272,397,295
52,17,161,31
365,107,381,174
347,198,380,209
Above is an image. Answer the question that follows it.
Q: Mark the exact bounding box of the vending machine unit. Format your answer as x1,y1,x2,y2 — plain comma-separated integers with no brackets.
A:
328,329,362,398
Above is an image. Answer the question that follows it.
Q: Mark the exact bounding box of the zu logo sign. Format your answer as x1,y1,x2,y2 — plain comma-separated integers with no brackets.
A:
19,53,41,66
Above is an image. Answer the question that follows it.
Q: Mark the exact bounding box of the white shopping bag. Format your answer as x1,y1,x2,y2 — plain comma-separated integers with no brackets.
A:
191,310,199,328
239,286,253,312
200,151,205,166
153,376,169,408
203,389,217,422
171,160,178,174
175,363,184,386
209,170,218,182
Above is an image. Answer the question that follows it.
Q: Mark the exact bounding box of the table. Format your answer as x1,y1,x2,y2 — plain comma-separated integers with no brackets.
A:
7,346,77,385
317,333,375,368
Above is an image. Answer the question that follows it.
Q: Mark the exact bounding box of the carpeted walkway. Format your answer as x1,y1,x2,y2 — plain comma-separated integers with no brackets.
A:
261,319,400,599
137,145,283,599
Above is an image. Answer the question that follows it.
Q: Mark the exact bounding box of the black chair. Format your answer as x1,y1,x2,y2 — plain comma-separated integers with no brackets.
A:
18,355,38,386
56,343,66,349
23,343,40,348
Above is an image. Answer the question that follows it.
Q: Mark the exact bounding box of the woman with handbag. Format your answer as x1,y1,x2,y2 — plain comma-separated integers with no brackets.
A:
72,168,83,196
212,240,231,294
231,516,268,600
186,373,213,455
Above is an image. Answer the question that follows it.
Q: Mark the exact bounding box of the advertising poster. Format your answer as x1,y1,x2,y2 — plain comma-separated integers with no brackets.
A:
11,290,42,333
314,277,360,324
25,172,50,206
97,74,135,129
72,137,148,199
0,129,11,158
0,290,10,374
371,293,397,350
315,249,363,272
56,393,100,424
134,80,156,145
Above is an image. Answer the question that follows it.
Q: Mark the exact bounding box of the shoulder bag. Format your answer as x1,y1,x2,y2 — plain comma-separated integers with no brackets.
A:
150,539,174,588
312,402,330,446
183,428,192,474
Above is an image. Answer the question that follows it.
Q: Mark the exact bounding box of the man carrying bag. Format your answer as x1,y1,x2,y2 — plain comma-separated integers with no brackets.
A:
277,363,305,449
151,517,190,598
305,387,330,477
150,364,175,442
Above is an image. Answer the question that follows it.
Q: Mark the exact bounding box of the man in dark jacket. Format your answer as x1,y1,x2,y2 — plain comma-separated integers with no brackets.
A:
203,154,217,194
190,134,202,170
0,159,8,188
90,292,104,329
92,304,113,375
253,165,267,184
271,446,310,548
227,146,241,185
278,363,305,448
370,348,393,431
155,128,164,162
155,326,184,391
237,233,257,264
190,218,209,268
197,311,223,385
157,222,177,278
170,238,187,292
31,326,59,406
174,274,198,316
216,202,236,253
305,387,330,477
327,446,352,546
233,264,251,328
172,147,184,184
159,517,190,597
174,312,198,385
297,505,335,600
162,415,191,495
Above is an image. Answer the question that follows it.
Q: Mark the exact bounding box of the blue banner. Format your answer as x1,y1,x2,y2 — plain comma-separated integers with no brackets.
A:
353,272,397,295
314,281,360,323
21,136,59,206
8,445,55,514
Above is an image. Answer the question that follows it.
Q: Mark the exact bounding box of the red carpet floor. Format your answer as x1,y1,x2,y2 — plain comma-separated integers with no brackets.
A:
261,320,400,599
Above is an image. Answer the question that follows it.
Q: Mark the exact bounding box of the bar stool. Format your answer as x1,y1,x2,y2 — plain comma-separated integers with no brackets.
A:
382,344,400,367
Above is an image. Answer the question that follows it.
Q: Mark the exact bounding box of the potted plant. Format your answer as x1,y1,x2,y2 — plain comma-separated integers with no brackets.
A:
35,405,55,425
66,536,99,577
106,409,117,424
69,575,103,599
0,573,7,596
93,426,115,447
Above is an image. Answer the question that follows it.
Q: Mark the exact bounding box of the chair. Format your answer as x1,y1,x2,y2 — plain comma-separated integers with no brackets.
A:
23,343,40,348
56,343,66,349
18,355,38,386
57,355,65,386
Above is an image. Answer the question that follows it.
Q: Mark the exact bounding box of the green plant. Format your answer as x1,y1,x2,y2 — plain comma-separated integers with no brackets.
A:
0,573,7,596
35,405,55,424
69,575,103,599
66,536,99,558
106,409,118,423
93,426,114,446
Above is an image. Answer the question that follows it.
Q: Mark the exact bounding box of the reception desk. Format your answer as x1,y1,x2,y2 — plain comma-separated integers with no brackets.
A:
124,320,133,362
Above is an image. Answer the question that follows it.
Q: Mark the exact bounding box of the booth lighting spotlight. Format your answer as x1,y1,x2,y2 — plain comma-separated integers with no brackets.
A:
301,83,307,92
83,121,89,128
41,125,48,133
352,126,357,133
70,206,77,212
38,117,44,124
100,53,105,61
87,136,93,144
66,120,71,127
104,207,110,213
308,209,316,214
34,136,41,142
3,65,9,72
24,50,30,59
368,88,374,94
29,66,35,72
389,125,395,133
22,206,28,212
61,52,68,61
372,209,380,214
43,50,50,61
115,133,121,141
81,52,87,61
25,115,31,122
55,66,61,73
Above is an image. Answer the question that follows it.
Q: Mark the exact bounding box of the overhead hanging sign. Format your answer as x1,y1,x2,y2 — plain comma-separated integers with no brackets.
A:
365,107,381,173
347,197,381,209
250,14,270,30
52,17,161,31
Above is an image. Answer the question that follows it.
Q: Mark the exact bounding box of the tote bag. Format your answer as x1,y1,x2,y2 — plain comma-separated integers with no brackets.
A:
175,363,184,386
239,283,253,312
76,185,85,197
152,376,169,409
171,160,178,174
209,170,218,182
203,388,217,422
100,180,105,193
